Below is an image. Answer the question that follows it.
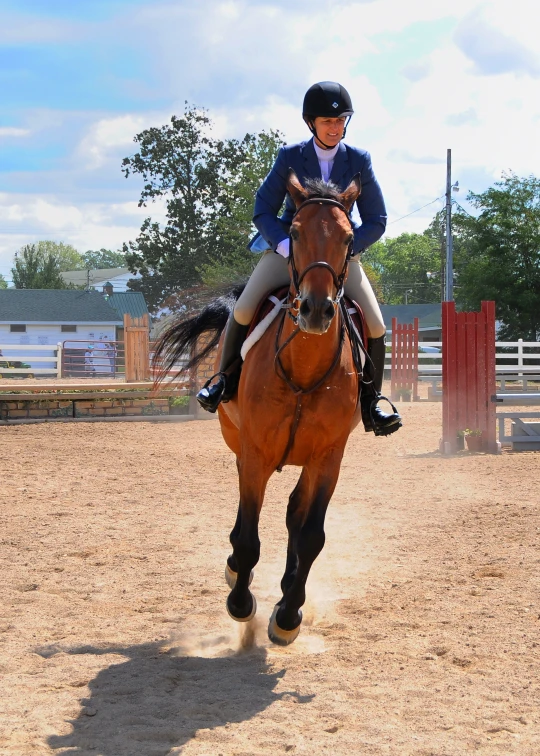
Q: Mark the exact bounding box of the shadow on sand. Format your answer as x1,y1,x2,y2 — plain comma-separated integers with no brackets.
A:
42,639,311,755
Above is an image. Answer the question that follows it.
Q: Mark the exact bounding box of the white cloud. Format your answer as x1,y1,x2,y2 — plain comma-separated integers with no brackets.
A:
2,0,540,278
0,194,168,276
77,115,153,169
0,127,31,138
455,5,540,77
0,12,89,44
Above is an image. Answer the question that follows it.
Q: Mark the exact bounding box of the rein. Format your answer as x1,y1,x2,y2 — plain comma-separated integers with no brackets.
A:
274,196,353,472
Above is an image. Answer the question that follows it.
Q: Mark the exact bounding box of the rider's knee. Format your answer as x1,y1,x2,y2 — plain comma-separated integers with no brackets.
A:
367,323,386,339
232,302,253,327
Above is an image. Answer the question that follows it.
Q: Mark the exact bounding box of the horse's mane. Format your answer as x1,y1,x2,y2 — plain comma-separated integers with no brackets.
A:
303,178,341,201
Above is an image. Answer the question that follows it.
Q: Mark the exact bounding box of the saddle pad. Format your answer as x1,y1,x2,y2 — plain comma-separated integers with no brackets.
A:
241,287,289,361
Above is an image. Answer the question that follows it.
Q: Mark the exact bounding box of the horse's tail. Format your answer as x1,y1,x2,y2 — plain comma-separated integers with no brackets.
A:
153,286,244,385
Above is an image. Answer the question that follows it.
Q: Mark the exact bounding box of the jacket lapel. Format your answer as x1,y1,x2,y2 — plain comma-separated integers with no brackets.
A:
302,139,322,180
329,142,349,186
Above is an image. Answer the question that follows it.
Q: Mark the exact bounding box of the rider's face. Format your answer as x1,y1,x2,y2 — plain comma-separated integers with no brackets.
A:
312,116,347,148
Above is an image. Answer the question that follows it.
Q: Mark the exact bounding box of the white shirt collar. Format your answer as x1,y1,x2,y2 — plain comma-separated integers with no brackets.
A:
313,139,339,161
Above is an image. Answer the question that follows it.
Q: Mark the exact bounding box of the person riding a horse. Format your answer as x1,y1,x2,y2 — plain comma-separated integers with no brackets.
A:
197,80,402,437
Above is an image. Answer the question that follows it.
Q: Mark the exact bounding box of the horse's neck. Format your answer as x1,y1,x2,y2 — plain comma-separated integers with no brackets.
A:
279,311,343,390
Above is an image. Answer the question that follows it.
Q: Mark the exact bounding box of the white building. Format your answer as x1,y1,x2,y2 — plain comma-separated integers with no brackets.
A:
0,288,149,376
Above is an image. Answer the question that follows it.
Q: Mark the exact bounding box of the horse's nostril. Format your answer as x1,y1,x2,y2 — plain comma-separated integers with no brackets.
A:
324,301,335,320
299,299,311,317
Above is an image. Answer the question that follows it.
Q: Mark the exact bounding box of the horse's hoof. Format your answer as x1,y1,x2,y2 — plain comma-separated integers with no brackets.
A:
268,604,302,646
225,564,254,589
226,592,257,623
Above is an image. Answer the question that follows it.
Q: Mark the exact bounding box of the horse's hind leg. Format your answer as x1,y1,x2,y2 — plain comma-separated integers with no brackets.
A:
226,456,272,622
269,456,342,646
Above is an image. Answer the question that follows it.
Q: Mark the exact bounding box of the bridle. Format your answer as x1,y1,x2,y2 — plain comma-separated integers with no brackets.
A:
287,196,354,327
274,195,357,472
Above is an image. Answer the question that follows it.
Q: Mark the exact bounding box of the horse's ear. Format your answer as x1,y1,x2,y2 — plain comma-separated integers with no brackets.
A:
339,173,362,213
286,169,308,208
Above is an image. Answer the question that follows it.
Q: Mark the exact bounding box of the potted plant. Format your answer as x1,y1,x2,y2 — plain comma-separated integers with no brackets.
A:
463,429,483,451
169,395,190,415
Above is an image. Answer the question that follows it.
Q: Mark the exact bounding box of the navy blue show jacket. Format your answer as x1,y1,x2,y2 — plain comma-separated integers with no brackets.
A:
250,138,387,256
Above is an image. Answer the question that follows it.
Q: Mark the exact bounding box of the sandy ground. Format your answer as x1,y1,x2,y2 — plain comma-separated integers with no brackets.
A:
1,397,539,756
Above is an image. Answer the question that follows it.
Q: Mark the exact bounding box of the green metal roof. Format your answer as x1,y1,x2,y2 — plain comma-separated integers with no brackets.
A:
0,289,122,323
105,292,149,320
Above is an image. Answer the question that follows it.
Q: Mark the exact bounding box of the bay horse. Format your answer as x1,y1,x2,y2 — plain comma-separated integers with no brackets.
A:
155,170,365,645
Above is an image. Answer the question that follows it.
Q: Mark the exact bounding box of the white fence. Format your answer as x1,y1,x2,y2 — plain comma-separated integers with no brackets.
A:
1,339,539,384
386,339,540,387
0,343,62,377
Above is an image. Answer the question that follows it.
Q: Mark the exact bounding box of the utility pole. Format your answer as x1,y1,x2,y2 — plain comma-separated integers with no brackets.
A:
445,148,454,302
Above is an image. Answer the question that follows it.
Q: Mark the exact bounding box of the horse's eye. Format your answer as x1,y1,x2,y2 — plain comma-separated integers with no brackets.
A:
345,234,353,246
290,226,300,241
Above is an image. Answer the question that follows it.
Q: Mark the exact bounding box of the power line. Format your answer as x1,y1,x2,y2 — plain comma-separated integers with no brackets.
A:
453,201,476,218
388,195,445,225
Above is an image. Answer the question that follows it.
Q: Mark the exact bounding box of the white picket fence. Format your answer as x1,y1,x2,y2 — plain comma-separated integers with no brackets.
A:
0,343,63,377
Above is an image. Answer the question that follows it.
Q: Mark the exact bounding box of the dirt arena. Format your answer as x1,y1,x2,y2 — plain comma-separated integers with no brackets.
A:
1,399,539,755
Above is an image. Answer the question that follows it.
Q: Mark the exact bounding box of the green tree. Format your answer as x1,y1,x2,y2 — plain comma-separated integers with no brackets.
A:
122,102,283,310
34,241,83,271
0,274,7,289
453,173,540,340
198,129,284,285
363,232,443,304
11,244,68,289
81,249,127,269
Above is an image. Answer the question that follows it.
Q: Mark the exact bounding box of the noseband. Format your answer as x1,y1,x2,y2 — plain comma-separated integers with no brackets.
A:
288,197,354,325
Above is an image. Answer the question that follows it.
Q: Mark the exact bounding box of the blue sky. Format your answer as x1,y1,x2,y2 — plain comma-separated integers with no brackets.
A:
1,0,539,281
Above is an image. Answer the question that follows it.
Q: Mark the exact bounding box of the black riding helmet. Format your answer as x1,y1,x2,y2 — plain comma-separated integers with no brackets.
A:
302,81,354,149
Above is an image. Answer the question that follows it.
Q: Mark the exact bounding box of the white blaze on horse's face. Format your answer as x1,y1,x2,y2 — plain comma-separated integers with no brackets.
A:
291,208,354,335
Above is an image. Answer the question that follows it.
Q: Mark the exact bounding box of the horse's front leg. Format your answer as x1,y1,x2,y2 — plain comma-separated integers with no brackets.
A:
269,453,343,645
226,454,272,622
280,468,311,596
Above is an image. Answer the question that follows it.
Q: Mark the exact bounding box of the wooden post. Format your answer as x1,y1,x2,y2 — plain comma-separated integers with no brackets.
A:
124,314,150,382
391,317,419,401
56,342,63,379
442,301,497,453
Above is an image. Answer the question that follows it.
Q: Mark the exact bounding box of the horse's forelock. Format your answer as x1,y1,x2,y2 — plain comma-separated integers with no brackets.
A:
303,178,341,201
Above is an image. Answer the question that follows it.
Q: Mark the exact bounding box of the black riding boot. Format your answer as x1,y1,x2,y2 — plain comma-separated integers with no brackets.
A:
361,336,402,436
196,318,249,413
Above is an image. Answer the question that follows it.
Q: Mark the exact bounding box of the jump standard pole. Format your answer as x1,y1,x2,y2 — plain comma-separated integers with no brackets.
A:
441,300,498,454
